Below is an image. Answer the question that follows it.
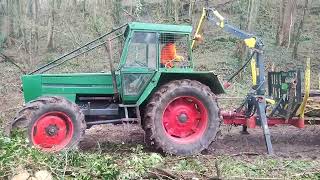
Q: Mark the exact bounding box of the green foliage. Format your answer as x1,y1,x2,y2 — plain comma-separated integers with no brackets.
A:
119,145,163,179
217,156,319,178
0,132,120,179
300,34,312,42
0,133,166,179
173,158,207,174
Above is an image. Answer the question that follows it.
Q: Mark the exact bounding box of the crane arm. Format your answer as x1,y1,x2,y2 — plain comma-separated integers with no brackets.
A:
192,8,260,50
192,7,265,96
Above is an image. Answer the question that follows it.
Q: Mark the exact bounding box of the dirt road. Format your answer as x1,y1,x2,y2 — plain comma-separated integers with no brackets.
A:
80,124,320,158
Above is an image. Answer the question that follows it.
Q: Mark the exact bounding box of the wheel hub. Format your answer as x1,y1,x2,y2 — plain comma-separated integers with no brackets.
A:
45,125,59,136
162,96,208,143
178,113,188,123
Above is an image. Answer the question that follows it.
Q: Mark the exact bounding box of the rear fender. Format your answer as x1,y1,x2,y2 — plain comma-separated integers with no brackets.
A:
137,71,224,106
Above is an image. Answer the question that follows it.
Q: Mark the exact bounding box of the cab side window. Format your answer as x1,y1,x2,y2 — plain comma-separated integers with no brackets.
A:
125,32,157,69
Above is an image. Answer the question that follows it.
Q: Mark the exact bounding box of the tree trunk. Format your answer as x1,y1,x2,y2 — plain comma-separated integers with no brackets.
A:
82,0,87,18
19,0,28,53
174,0,179,23
292,0,309,60
276,0,285,44
247,0,260,32
56,0,62,9
33,0,39,53
93,0,98,24
129,0,133,14
165,0,172,20
112,0,122,26
47,0,55,51
188,0,194,24
4,0,14,46
26,0,33,17
15,0,23,38
277,0,297,47
237,0,260,62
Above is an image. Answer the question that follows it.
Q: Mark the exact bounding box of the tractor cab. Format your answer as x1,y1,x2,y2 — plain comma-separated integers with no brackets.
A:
120,22,195,103
121,22,193,70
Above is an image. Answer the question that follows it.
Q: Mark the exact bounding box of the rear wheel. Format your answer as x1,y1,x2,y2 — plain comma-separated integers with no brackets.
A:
8,96,86,151
144,79,221,155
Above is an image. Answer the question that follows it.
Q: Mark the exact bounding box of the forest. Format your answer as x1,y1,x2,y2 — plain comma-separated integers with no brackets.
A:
1,0,320,179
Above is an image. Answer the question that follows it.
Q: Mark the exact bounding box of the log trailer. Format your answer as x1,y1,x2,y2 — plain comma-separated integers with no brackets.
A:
6,7,312,155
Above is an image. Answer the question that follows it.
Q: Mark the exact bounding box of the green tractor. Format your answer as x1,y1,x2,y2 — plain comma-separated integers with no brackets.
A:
7,7,309,155
7,22,224,155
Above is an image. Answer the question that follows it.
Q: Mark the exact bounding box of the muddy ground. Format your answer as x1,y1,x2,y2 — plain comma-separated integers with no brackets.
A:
80,123,320,159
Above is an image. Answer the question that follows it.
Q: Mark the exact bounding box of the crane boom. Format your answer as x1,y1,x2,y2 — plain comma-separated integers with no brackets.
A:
192,8,261,50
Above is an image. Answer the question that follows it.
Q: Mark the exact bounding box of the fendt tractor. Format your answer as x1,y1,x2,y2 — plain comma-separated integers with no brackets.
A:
6,8,312,155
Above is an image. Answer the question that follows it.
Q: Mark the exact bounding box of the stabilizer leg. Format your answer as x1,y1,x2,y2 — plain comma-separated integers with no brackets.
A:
241,125,249,134
256,96,274,155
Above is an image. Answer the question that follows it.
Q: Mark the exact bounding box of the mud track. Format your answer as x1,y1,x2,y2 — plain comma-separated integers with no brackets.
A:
80,124,320,158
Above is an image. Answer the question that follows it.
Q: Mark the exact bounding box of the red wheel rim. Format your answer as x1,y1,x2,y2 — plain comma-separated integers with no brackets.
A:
162,96,208,144
31,111,74,151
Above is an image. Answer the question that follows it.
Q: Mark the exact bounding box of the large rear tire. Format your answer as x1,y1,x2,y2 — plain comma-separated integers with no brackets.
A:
143,79,221,155
7,96,86,151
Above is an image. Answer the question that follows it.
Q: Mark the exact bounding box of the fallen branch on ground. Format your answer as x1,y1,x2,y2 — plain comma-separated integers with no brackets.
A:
292,169,320,177
221,177,280,180
0,52,26,74
151,167,182,179
231,152,260,157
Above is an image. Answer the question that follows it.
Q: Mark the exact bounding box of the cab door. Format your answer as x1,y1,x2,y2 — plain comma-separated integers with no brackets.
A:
120,32,158,103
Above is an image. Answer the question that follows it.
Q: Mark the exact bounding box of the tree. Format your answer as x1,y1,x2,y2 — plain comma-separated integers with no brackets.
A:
33,0,39,52
3,0,15,46
292,0,309,59
247,0,260,33
237,0,260,63
15,0,23,38
112,0,122,26
165,0,173,21
26,0,33,17
276,0,297,47
174,0,179,23
188,0,194,23
47,0,55,51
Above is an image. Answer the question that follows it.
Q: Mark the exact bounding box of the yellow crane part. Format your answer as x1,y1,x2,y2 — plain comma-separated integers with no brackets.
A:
244,38,256,48
266,98,276,105
296,58,311,118
192,8,206,49
251,58,257,86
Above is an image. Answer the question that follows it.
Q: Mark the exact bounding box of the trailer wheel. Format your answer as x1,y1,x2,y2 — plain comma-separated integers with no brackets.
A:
8,96,86,151
144,79,221,155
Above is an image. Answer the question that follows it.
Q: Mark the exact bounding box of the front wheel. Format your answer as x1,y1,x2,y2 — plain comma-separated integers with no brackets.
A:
9,96,86,152
143,79,221,155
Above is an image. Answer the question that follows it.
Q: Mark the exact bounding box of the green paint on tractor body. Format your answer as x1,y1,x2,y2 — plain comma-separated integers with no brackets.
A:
22,73,120,102
21,22,224,105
